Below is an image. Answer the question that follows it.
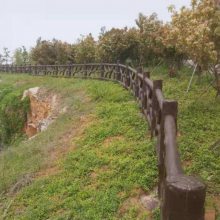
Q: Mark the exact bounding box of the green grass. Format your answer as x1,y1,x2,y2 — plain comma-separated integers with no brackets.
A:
150,65,220,193
150,65,220,217
0,68,219,219
0,87,30,146
0,74,96,194
0,73,157,219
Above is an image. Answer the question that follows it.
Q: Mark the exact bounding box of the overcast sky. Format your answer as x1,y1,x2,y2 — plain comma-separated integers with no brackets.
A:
0,0,191,53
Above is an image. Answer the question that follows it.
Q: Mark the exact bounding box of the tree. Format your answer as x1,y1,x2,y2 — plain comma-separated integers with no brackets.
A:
135,13,147,34
74,34,96,63
0,54,3,65
135,13,165,66
2,48,10,64
13,46,29,65
96,27,139,65
167,0,220,93
168,0,218,71
30,38,74,65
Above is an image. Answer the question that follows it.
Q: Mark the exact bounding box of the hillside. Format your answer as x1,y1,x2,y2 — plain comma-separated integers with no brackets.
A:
0,69,219,219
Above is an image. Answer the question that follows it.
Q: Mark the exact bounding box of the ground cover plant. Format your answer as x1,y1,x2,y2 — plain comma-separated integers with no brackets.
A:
0,67,219,219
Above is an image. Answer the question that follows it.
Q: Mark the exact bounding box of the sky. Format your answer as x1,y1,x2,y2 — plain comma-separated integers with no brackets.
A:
0,0,191,53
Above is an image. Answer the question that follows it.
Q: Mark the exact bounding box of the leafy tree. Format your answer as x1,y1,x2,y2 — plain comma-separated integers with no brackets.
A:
30,38,74,65
168,0,218,70
96,27,139,65
167,0,220,92
74,34,96,63
0,54,3,65
2,48,10,64
135,13,164,66
13,46,29,65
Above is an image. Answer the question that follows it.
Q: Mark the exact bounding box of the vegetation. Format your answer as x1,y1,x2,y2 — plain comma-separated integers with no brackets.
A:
0,48,11,65
75,34,97,63
0,0,219,218
167,0,220,69
0,73,157,219
0,66,219,218
0,85,29,147
150,65,220,195
2,0,217,96
2,1,219,84
30,38,74,65
96,27,139,65
13,46,29,65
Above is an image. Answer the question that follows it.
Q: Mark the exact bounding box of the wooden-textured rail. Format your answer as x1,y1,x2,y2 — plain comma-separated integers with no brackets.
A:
0,63,206,220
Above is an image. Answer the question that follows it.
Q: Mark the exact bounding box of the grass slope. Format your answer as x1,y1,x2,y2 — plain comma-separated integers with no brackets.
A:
0,74,157,220
0,68,219,219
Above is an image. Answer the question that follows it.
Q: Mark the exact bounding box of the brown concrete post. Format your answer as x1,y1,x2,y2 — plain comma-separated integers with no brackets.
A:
160,101,206,220
152,80,163,137
100,64,104,79
163,175,206,220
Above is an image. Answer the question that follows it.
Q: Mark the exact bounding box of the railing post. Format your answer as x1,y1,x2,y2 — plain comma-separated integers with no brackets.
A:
34,65,36,75
56,66,59,76
116,60,121,82
134,71,140,98
125,65,130,89
142,72,149,114
10,64,13,73
135,67,142,98
28,64,31,75
160,101,206,220
84,63,87,78
67,64,71,77
163,175,206,220
152,80,163,137
100,63,104,79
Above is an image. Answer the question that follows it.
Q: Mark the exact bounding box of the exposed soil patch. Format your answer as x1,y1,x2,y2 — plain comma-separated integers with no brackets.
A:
205,209,216,220
182,159,192,169
23,87,61,138
205,195,220,220
35,114,95,179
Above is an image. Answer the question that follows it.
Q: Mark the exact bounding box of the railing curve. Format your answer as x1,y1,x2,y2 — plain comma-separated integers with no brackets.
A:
0,63,206,220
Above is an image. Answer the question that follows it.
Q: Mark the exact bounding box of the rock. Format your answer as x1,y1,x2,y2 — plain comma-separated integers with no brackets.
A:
23,87,60,138
22,87,40,100
139,194,159,211
39,119,52,131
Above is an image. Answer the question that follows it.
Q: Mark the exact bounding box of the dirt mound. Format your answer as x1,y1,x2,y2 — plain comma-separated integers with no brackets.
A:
23,87,60,138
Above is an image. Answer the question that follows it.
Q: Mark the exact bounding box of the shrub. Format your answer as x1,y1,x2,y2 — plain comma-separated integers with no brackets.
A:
0,89,30,146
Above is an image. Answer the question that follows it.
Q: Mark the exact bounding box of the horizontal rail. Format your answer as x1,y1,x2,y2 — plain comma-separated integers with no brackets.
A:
164,115,183,176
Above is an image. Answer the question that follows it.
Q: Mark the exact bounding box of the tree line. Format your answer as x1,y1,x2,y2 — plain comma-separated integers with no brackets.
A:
0,0,219,94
